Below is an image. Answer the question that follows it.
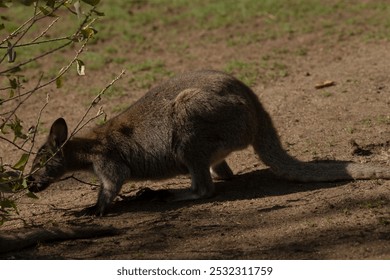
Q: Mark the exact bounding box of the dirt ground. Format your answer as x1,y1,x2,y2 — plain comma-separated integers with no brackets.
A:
1,7,390,259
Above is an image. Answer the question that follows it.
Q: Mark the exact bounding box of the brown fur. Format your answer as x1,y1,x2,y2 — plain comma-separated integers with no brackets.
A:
28,70,390,216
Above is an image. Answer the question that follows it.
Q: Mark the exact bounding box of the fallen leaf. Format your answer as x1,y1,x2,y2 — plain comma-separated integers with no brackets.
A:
315,80,336,89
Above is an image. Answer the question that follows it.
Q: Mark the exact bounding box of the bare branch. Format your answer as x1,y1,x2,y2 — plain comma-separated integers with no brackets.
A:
0,40,73,75
31,17,60,43
1,74,44,127
59,174,100,187
0,36,71,49
0,2,40,64
0,0,105,223
0,135,32,154
0,39,88,121
70,69,126,137
24,93,50,153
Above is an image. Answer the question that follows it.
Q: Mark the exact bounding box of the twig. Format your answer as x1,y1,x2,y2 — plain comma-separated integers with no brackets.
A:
0,2,40,64
70,69,126,137
0,86,12,91
0,74,44,128
0,37,71,49
0,0,66,47
27,70,126,180
0,135,32,154
0,0,89,67
0,6,97,105
0,4,39,45
0,40,72,75
31,17,60,43
59,174,100,187
0,39,88,121
23,93,50,153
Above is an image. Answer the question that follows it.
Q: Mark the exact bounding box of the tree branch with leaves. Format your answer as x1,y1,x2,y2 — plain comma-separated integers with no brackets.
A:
0,0,121,225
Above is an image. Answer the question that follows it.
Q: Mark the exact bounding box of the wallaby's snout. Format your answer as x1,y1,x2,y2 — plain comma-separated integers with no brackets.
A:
27,153,65,193
28,118,68,193
27,175,50,193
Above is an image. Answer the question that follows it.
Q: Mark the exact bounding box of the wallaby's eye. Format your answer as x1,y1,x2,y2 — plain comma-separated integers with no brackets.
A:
39,156,47,167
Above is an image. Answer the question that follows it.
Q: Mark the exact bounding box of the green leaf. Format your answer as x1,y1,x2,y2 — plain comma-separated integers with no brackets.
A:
13,153,29,171
92,10,105,16
0,1,8,8
0,122,6,133
21,177,28,188
76,59,85,76
0,198,18,214
26,191,39,199
9,77,17,89
7,41,16,63
56,76,63,88
81,0,100,6
74,1,82,18
6,115,28,141
80,27,97,40
45,0,55,8
0,0,14,7
9,66,22,73
39,5,57,17
39,6,51,16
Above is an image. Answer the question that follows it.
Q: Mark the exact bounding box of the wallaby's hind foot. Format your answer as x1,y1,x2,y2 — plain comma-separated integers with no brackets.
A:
211,160,234,180
75,204,103,217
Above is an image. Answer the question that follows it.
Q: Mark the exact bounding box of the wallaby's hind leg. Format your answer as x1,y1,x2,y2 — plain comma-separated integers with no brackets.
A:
172,163,215,202
211,160,234,180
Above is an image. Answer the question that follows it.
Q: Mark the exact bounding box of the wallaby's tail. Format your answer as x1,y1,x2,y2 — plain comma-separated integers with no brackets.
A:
253,105,390,182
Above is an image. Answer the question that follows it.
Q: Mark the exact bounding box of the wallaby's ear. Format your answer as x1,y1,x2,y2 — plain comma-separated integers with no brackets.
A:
48,118,68,148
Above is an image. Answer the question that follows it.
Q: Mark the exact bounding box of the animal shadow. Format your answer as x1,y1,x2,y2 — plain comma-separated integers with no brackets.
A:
108,167,347,215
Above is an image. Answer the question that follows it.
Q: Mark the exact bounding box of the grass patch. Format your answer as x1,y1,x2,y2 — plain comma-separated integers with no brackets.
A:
359,199,387,209
224,56,289,86
80,52,107,71
321,92,334,98
224,60,259,86
4,0,390,88
112,103,129,113
126,59,172,89
377,115,390,125
359,115,390,127
378,216,390,226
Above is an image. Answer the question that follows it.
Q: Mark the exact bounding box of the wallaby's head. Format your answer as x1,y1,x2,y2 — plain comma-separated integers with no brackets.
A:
28,118,68,193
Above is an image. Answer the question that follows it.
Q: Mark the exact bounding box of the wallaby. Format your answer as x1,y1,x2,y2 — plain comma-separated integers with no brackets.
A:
28,70,390,216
